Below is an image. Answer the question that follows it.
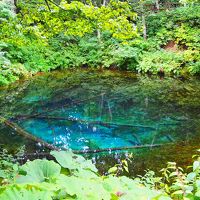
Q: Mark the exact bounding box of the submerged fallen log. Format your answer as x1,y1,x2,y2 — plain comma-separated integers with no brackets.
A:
20,143,167,159
14,115,157,130
72,143,166,154
0,116,59,151
16,143,168,163
0,116,172,155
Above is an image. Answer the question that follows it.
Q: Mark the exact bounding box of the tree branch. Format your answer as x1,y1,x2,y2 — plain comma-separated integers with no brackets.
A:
46,0,67,11
44,0,51,11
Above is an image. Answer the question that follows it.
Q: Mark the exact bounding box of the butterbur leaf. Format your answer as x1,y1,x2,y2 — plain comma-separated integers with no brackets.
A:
50,151,85,170
0,187,53,200
56,174,110,200
16,159,61,183
51,151,97,172
73,169,98,179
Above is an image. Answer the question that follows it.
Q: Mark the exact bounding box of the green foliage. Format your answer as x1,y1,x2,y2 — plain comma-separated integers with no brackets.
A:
0,42,29,86
0,2,27,86
103,44,140,69
147,6,200,42
160,153,200,199
0,150,164,200
0,1,200,86
17,0,137,40
137,50,184,75
0,147,24,183
146,5,200,55
139,5,200,75
17,159,61,183
1,149,200,199
0,0,15,21
188,61,200,74
0,0,140,86
179,0,200,5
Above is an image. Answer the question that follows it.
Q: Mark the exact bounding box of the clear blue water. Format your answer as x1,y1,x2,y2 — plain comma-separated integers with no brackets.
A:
16,92,182,151
0,69,200,174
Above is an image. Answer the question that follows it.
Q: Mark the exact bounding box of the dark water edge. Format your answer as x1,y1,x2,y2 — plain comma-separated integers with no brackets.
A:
0,68,200,176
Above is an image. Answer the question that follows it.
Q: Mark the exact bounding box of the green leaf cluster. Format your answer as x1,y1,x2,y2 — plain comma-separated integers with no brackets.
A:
136,5,200,75
1,149,200,199
0,150,164,200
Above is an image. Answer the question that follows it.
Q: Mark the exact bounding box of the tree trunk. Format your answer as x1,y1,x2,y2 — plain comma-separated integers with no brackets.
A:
4,0,17,13
142,15,147,40
155,0,160,10
44,0,51,11
97,29,101,41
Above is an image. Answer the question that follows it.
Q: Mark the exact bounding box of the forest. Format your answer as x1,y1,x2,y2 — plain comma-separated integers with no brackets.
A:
0,0,199,85
0,0,200,199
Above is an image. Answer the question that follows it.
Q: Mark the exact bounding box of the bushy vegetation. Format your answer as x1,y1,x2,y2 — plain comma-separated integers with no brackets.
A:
1,150,200,199
142,4,200,74
0,0,199,86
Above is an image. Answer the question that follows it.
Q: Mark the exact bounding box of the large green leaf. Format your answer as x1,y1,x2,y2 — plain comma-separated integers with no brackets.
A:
56,174,111,200
16,159,61,183
0,187,53,200
103,176,163,200
50,151,97,172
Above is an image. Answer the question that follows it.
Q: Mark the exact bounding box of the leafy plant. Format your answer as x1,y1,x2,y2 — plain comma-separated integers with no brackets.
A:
0,0,15,22
0,146,24,184
1,149,200,199
160,153,200,199
0,0,200,86
137,50,184,75
0,150,166,200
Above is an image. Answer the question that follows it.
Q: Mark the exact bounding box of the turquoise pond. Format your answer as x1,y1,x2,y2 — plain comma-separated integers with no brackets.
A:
0,69,200,175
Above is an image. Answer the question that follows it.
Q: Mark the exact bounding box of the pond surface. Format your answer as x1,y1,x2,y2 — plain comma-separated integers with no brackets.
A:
0,69,200,175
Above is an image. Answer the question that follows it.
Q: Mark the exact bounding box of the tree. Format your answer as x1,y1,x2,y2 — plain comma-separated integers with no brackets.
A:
17,1,138,40
134,0,157,40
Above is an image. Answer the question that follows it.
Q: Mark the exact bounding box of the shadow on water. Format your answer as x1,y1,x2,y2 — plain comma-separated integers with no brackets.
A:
0,69,200,176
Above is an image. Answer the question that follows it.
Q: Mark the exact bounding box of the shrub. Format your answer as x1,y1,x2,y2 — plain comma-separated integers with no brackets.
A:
137,50,184,75
0,42,28,86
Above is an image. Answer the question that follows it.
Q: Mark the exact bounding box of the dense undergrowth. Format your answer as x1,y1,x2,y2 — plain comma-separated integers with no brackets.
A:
0,0,200,86
0,149,200,199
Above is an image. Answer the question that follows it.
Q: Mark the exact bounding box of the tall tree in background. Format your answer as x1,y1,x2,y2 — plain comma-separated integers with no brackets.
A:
136,0,157,40
2,0,16,12
155,0,159,10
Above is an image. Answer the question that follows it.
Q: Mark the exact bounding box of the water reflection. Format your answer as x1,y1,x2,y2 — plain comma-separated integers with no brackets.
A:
0,69,200,174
